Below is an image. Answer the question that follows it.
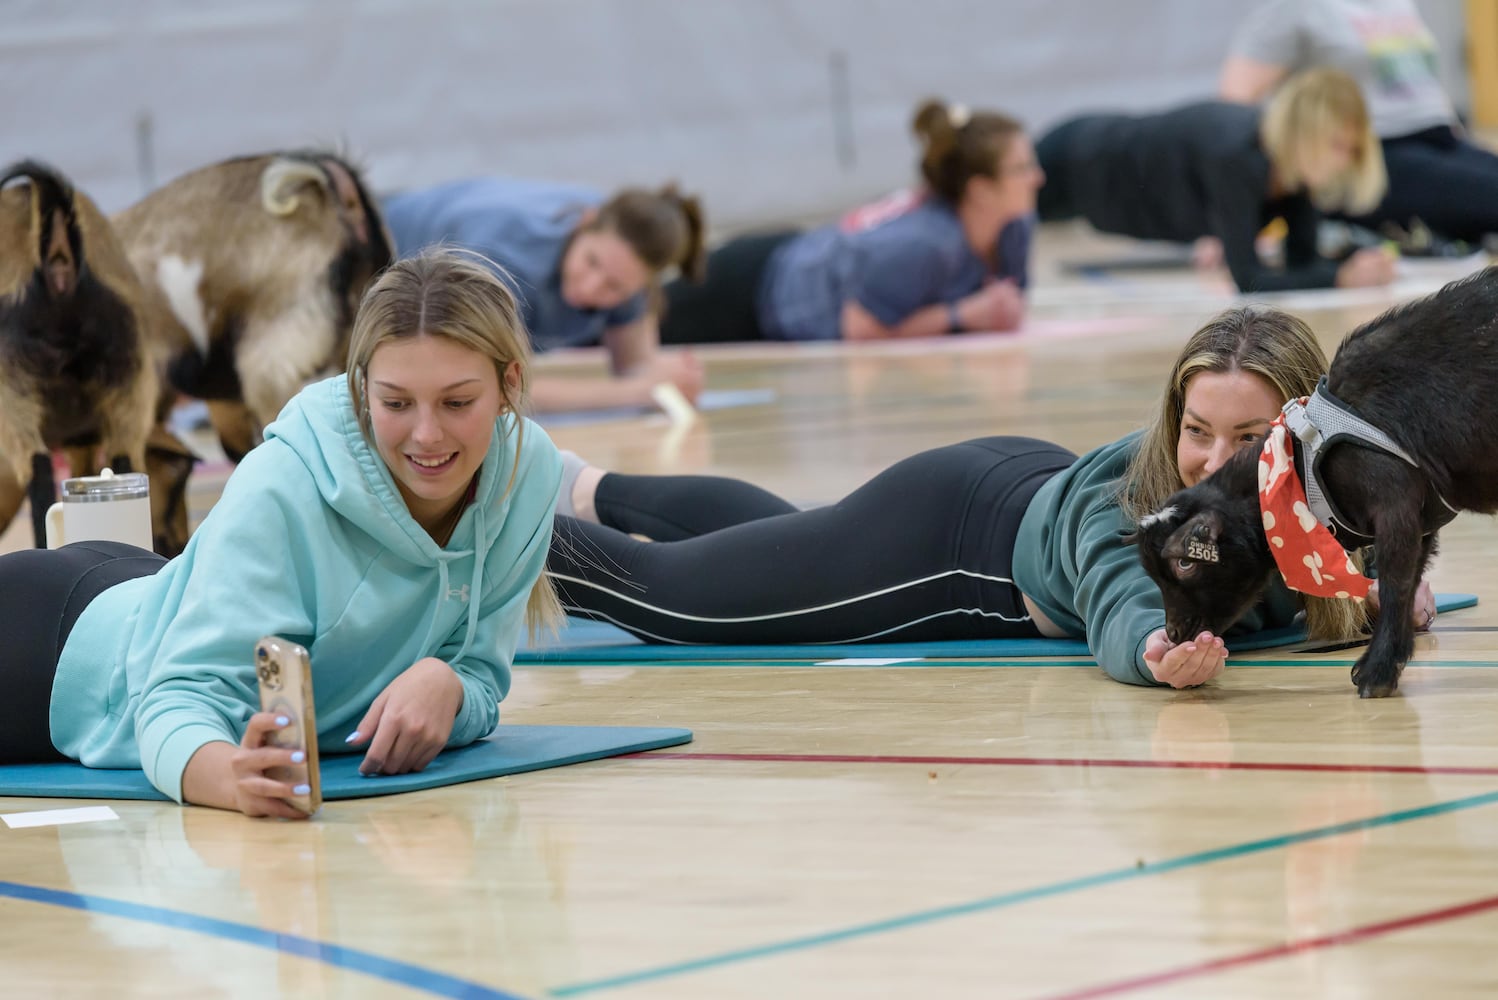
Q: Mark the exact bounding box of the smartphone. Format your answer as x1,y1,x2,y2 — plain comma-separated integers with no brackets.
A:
254,636,322,815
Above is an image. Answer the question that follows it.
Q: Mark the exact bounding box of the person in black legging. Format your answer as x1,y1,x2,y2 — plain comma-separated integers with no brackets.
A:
657,96,1042,344
547,306,1438,689
1221,0,1498,247
1037,68,1395,293
0,541,165,764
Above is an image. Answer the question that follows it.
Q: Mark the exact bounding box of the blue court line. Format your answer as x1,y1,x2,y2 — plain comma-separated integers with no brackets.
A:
0,881,530,1000
526,658,1498,670
532,659,1102,669
546,788,1498,996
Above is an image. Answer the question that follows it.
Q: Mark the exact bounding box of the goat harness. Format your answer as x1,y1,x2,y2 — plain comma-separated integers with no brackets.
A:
1258,377,1457,600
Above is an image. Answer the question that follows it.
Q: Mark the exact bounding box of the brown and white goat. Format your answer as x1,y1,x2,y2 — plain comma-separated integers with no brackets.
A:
0,161,159,549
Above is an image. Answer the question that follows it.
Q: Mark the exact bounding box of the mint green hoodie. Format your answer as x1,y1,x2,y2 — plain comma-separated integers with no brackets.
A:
1013,431,1299,686
49,375,562,802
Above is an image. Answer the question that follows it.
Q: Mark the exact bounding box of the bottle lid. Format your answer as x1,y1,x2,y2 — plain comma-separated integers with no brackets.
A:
59,467,150,502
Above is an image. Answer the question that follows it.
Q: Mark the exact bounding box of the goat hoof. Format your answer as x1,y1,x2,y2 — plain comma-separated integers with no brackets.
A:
1352,659,1399,698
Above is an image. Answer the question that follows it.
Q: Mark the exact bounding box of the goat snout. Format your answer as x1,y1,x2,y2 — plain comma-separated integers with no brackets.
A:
1164,617,1202,646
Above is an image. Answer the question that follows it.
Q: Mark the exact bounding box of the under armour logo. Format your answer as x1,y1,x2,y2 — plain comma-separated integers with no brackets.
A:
447,584,470,603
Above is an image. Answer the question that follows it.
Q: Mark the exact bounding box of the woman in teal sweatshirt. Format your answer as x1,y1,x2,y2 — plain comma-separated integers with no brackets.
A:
547,306,1388,687
0,250,562,817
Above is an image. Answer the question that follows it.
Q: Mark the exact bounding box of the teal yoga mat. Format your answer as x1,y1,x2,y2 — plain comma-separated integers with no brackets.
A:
0,724,692,803
517,594,1479,664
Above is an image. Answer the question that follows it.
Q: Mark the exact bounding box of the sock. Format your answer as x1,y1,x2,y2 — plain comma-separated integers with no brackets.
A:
553,449,589,518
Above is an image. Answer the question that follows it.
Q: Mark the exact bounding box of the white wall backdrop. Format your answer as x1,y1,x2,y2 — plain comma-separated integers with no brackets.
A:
1,0,1470,230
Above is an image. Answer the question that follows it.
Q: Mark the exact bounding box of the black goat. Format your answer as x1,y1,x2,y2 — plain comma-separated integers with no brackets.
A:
1133,267,1498,697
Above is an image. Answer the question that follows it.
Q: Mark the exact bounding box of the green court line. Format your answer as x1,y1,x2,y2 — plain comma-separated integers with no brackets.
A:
1236,659,1498,668
546,788,1498,996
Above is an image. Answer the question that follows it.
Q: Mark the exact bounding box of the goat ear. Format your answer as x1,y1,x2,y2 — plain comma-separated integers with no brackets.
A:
1186,510,1224,542
1119,529,1139,546
1137,504,1181,533
1181,510,1224,563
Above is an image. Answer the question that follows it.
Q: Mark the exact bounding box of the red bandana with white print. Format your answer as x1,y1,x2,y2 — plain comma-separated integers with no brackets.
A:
1257,413,1373,600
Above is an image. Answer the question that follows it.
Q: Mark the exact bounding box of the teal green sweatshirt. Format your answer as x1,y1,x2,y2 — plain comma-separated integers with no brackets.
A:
1013,431,1299,686
49,375,562,802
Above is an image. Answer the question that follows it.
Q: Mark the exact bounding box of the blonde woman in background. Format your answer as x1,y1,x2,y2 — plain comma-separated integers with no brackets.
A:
1222,0,1498,248
1037,68,1393,292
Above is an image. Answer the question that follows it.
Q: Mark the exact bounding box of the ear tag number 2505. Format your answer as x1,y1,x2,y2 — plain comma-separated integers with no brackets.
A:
1186,539,1220,563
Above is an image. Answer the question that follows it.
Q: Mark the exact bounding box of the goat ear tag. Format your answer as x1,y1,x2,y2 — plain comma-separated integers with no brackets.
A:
1186,539,1220,563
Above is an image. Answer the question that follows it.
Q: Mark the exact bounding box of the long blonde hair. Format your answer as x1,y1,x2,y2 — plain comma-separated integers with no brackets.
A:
345,247,563,634
1120,306,1367,641
1261,68,1386,214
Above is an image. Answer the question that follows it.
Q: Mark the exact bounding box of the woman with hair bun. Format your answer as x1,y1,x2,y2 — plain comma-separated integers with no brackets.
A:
385,177,708,414
658,97,1045,343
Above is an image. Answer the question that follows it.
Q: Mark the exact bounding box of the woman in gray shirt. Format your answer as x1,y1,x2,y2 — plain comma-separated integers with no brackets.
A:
1221,0,1498,245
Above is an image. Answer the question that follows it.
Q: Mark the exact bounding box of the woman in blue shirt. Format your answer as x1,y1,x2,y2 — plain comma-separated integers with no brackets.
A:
385,178,707,413
659,98,1044,344
0,250,563,817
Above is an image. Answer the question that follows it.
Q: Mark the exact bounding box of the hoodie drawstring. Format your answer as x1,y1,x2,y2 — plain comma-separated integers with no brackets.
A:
416,503,489,665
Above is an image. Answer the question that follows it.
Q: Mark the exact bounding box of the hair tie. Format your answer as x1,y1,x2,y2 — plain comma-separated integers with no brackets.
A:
948,103,971,128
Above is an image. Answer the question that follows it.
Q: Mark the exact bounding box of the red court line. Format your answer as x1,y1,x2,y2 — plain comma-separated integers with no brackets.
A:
629,751,1498,777
1039,894,1498,999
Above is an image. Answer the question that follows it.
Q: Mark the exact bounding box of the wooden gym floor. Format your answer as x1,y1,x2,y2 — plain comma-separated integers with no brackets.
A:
2,230,1497,998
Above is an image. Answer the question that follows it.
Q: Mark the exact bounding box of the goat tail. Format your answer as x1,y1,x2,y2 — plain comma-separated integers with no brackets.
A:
259,157,329,217
1,159,82,298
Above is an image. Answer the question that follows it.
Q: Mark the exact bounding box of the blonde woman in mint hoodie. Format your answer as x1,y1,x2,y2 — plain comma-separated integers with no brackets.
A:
0,249,563,818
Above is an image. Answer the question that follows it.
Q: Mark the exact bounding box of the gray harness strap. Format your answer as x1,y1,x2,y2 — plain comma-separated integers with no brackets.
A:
1279,377,1457,544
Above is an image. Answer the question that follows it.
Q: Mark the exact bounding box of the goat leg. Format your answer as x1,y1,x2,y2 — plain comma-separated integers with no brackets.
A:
1351,498,1428,698
27,452,53,548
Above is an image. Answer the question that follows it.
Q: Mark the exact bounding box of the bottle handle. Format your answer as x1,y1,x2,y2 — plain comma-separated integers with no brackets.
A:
44,502,65,548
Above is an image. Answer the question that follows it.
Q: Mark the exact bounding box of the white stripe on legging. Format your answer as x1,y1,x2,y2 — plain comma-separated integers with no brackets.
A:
557,603,1035,646
547,566,1032,635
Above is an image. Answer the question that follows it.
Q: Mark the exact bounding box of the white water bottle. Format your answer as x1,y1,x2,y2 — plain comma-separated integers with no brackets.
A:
45,468,153,551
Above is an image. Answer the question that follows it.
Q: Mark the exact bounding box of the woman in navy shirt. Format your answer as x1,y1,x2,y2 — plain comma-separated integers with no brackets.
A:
659,98,1044,344
385,178,706,412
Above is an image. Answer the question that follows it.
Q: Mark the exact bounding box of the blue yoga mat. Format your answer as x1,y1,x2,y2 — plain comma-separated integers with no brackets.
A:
516,594,1479,663
0,724,692,803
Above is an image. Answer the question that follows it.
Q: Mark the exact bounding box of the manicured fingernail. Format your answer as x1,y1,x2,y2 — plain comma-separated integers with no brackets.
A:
290,751,305,764
344,731,360,743
293,784,310,795
276,715,290,727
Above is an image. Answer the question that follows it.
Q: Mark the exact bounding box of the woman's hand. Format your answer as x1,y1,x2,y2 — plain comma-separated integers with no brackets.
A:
345,657,465,776
1192,236,1225,271
1335,246,1397,288
633,350,705,406
1143,628,1229,688
957,279,1025,332
1367,578,1437,631
221,713,313,819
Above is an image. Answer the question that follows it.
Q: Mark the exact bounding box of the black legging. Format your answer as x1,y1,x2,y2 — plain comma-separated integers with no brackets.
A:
1347,126,1498,243
547,437,1077,644
659,230,799,344
0,541,165,763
